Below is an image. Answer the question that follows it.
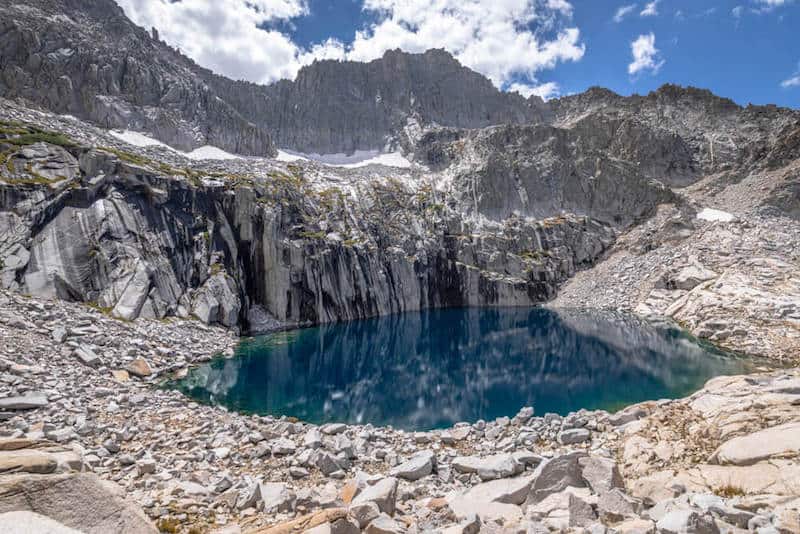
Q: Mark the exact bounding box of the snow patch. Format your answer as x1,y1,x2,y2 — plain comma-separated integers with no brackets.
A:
108,130,241,160
276,150,309,162
184,146,241,161
697,208,735,223
109,129,169,148
276,149,411,168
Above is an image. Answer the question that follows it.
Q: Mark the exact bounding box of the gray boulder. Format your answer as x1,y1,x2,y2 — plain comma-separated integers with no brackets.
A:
0,473,157,533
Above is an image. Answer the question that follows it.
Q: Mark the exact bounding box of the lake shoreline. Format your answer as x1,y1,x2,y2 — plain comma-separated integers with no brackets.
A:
2,288,799,532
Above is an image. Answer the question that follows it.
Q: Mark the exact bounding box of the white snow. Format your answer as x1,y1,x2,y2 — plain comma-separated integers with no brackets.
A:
184,146,241,160
697,208,735,223
109,129,170,148
276,149,309,162
108,130,241,160
109,129,409,166
276,148,411,168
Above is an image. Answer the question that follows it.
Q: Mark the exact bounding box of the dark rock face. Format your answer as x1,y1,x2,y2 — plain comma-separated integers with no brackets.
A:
416,119,678,226
234,49,549,154
0,107,616,331
0,0,274,156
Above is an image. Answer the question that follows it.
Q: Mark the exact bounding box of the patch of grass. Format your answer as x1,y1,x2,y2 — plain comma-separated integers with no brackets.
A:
714,483,747,498
99,146,152,167
85,301,114,316
0,120,76,148
298,230,326,240
156,517,180,533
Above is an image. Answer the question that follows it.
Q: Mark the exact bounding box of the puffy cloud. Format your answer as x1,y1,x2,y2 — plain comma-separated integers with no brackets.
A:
628,32,664,76
116,0,583,92
640,0,659,16
116,0,311,83
782,76,800,87
351,0,584,89
613,4,637,22
509,81,560,100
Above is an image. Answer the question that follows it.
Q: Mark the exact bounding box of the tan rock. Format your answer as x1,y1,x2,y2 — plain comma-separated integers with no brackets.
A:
111,369,130,382
0,511,83,534
709,422,800,466
248,508,347,534
446,494,523,524
0,473,157,533
126,358,152,378
0,450,58,474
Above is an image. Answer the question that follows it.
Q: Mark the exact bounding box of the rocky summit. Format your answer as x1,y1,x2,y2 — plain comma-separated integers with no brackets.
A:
0,0,799,533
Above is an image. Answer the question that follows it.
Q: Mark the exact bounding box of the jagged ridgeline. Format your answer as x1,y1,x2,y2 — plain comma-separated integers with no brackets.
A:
1,0,799,333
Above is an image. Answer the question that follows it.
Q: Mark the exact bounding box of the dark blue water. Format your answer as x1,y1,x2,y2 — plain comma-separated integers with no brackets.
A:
173,307,752,430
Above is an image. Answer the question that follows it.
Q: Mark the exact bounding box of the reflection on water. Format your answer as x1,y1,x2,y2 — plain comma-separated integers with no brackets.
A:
173,307,751,430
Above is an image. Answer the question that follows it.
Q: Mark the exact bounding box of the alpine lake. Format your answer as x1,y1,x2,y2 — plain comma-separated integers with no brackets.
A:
171,307,754,431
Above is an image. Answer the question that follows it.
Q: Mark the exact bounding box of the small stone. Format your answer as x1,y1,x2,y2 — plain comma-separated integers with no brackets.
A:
557,428,591,445
73,346,102,368
321,423,347,435
351,477,398,516
0,393,48,411
125,358,152,378
389,450,436,481
365,513,404,534
349,501,381,528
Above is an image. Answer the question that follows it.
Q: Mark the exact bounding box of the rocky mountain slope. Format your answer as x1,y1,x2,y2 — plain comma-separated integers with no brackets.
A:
0,0,547,157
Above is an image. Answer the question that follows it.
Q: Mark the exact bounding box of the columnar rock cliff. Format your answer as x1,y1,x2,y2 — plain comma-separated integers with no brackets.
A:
0,102,619,332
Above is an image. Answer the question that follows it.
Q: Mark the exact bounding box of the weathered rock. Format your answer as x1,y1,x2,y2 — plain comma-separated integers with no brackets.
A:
0,473,157,533
0,392,48,410
349,501,381,528
365,513,405,534
459,475,536,506
557,428,591,445
580,456,624,494
259,482,295,513
73,346,101,368
0,511,83,534
597,489,640,522
351,478,398,516
525,452,588,506
526,489,596,529
656,509,720,534
389,450,436,481
709,422,800,466
0,449,58,474
125,358,152,378
452,453,522,481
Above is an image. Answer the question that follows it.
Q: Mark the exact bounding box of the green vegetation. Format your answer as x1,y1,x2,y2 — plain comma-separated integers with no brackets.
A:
0,120,76,148
99,146,152,167
714,483,747,498
298,230,326,240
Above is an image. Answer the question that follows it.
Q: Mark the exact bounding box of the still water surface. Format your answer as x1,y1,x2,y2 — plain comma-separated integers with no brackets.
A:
173,307,751,430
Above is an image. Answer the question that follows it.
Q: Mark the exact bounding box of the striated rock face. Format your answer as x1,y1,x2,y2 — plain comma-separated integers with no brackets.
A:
242,49,549,155
0,102,616,331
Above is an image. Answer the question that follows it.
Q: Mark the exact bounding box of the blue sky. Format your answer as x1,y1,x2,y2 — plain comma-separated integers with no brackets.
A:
118,0,799,108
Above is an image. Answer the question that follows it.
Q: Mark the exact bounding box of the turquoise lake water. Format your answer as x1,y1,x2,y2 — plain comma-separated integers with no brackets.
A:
173,307,752,430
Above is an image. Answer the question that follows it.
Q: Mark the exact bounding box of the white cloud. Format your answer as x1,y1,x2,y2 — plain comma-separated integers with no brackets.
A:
116,0,312,83
509,81,560,100
350,0,584,89
116,0,583,93
613,4,637,22
640,0,659,16
732,6,744,17
628,32,664,76
782,76,800,87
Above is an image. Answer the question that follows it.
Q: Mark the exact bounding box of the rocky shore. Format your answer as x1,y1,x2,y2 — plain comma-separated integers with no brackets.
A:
1,286,799,534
